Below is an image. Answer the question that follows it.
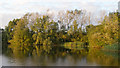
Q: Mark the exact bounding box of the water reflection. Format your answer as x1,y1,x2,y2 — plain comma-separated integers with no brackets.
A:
2,46,119,66
87,49,119,66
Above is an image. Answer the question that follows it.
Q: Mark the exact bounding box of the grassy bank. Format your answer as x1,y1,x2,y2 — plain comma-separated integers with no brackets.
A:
63,42,88,50
101,43,120,52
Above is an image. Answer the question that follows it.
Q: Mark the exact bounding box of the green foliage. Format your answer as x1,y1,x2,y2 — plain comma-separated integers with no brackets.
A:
102,43,119,51
9,19,32,54
1,29,8,53
3,10,119,55
87,12,118,48
63,42,87,50
30,15,59,52
5,19,20,40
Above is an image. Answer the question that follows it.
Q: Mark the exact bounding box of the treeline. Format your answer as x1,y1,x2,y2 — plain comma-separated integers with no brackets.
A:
1,9,119,54
87,12,119,48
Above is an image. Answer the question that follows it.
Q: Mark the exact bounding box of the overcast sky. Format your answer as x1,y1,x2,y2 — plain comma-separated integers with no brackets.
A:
0,0,119,28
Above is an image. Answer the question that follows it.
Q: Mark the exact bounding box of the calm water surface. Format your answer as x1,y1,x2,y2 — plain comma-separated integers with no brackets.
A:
2,46,119,66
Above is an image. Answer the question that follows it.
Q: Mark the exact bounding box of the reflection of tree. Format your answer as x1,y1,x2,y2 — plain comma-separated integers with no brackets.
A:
87,49,118,66
3,46,119,66
30,46,89,66
4,50,29,66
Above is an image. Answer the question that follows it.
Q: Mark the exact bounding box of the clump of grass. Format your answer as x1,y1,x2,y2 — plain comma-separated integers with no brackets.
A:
102,43,119,51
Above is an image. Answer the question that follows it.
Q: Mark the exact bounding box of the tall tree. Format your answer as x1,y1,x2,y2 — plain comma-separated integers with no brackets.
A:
5,19,20,40
9,19,32,54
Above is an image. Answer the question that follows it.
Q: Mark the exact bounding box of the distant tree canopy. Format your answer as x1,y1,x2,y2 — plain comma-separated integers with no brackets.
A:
87,12,119,47
2,9,119,54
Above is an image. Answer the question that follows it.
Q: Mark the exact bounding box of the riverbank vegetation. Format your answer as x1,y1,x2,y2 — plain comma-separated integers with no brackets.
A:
1,9,119,55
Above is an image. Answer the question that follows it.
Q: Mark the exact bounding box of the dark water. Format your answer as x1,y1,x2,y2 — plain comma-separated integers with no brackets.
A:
2,46,119,66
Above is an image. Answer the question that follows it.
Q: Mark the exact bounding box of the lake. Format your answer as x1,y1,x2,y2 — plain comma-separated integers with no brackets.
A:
1,46,119,66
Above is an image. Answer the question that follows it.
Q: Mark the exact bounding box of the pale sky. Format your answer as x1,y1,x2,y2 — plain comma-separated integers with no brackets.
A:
0,0,119,28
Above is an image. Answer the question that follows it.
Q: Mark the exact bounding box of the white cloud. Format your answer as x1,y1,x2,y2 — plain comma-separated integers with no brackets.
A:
0,13,24,28
0,0,118,14
0,0,119,28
